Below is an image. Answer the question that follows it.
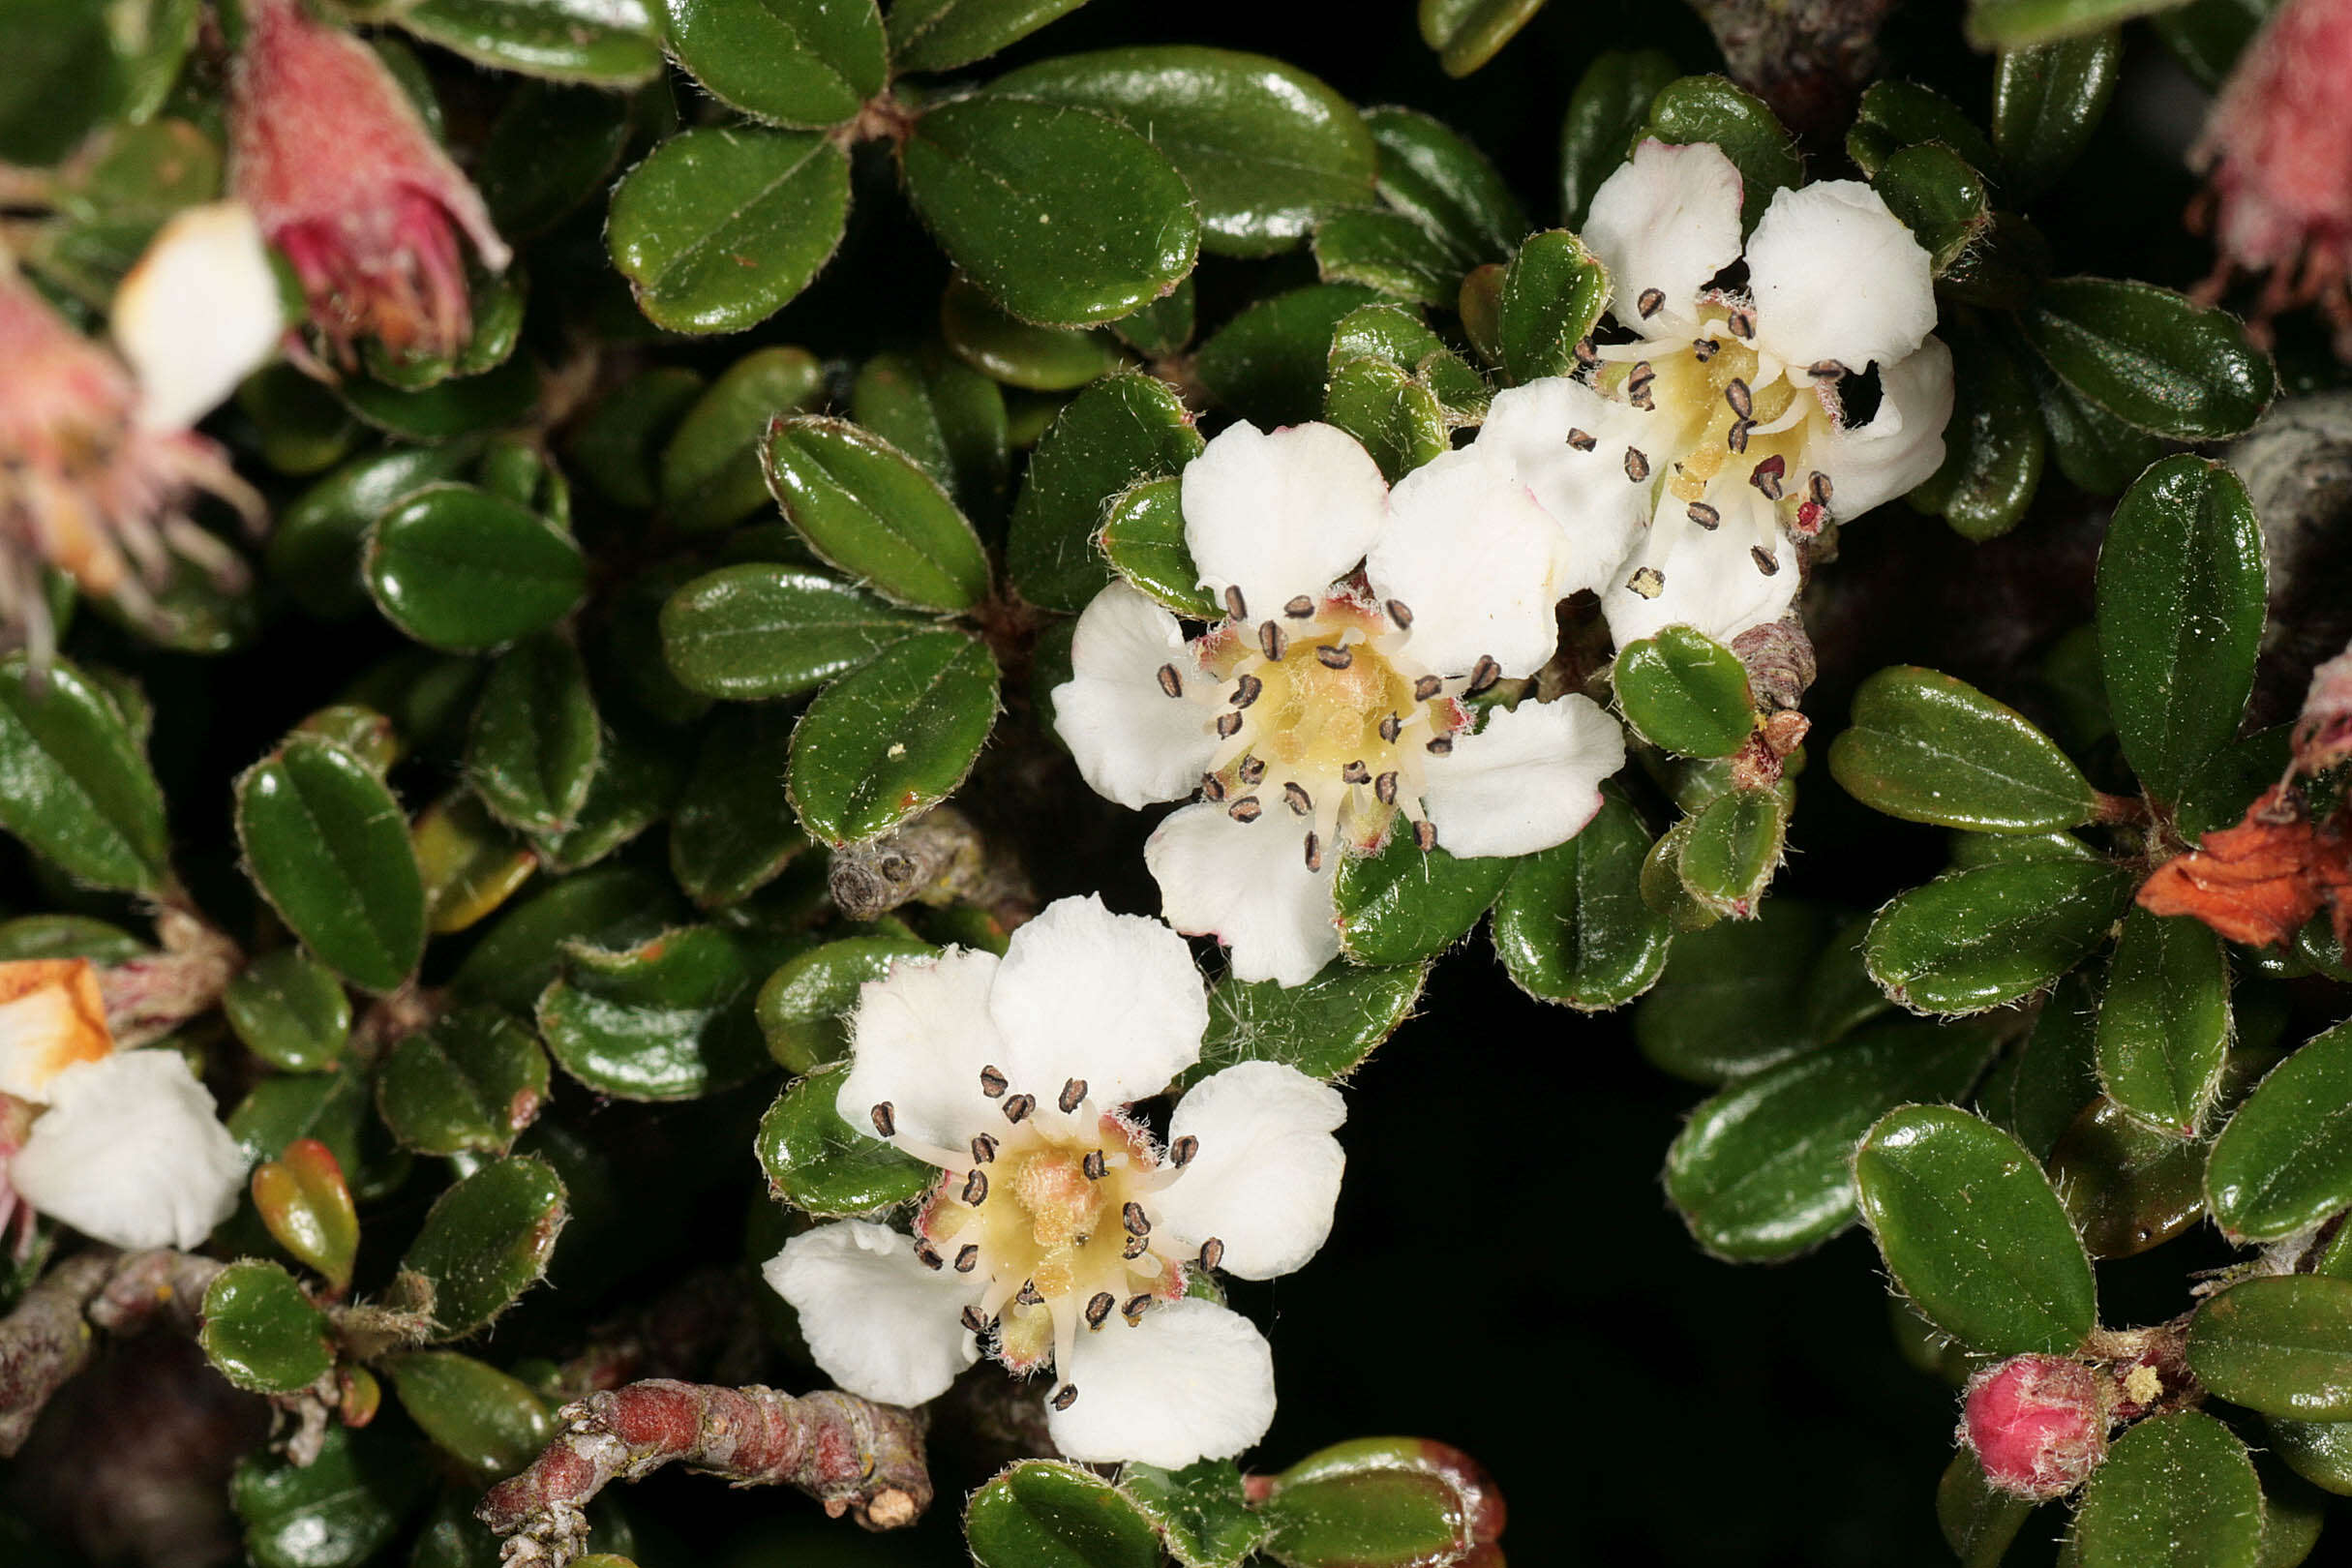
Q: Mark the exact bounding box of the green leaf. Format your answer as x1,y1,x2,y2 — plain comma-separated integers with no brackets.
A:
1312,207,1464,307
1864,859,2133,1015
1909,317,2046,541
398,1155,569,1340
233,1425,428,1568
412,790,534,937
785,629,1001,845
1322,354,1446,483
229,1066,409,1204
1974,0,2174,51
762,416,992,613
271,442,484,621
1491,794,1669,1010
1328,304,1490,420
1364,106,1523,264
2208,1019,2352,1241
2150,0,2282,90
903,94,1198,327
941,275,1130,391
1614,628,1755,759
756,935,934,1073
1192,284,1383,427
1007,372,1202,611
670,706,812,907
0,914,146,964
365,485,585,654
1256,1438,1483,1567
2264,1415,2352,1500
1873,143,1993,275
658,0,884,130
1497,228,1610,384
851,347,1011,524
478,80,635,241
2176,725,2291,844
225,950,352,1074
2071,1412,2264,1568
1829,665,2099,831
660,565,929,702
1333,830,1516,966
200,1260,335,1395
2094,907,2232,1136
377,1007,550,1157
1099,476,1219,618
2052,1084,2236,1261
885,0,1092,75
0,654,170,894
1983,972,2103,1160
1417,0,1548,76
1853,1104,2097,1356
662,347,829,533
529,718,684,874
1643,75,1802,230
392,0,663,83
966,1460,1161,1568
1991,31,2123,198
235,738,427,994
993,48,1374,259
1177,962,1426,1091
568,367,706,511
466,631,600,836
1677,785,1790,920
537,925,772,1101
756,1060,933,1216
382,1351,551,1480
2025,344,2165,497
1669,1017,2002,1262
2022,279,2276,443
1558,48,1679,228
2190,1276,2352,1420
1111,281,1196,359
1848,80,2001,182
607,128,849,334
2096,456,2267,802
1938,1454,2035,1568
1118,1461,1268,1568
1635,899,1828,1082
452,866,685,1013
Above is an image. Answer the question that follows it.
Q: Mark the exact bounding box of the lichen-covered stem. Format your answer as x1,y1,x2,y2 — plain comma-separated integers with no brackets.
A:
477,1380,931,1567
0,1247,223,1454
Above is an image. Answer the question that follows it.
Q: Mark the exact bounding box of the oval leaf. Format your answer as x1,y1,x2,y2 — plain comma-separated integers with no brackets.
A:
365,484,586,654
235,738,428,993
661,564,929,701
377,1006,550,1157
1492,793,1671,1010
785,629,1001,845
1333,829,1517,966
536,925,771,1101
2071,1411,2263,1568
2021,278,2276,442
1615,628,1755,760
658,0,884,129
2189,1276,2352,1422
607,127,849,334
2094,907,2232,1136
1006,372,1202,612
398,1155,569,1340
756,1061,934,1216
200,1260,336,1395
1830,666,2098,831
2208,1019,2352,1242
0,654,170,894
763,416,991,613
1864,859,2133,1015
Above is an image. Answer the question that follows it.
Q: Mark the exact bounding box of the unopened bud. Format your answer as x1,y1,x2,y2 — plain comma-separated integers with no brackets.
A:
338,1364,381,1428
1960,1354,2111,1500
252,1136,360,1293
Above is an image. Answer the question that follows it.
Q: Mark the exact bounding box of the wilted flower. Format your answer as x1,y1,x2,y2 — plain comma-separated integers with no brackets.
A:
1490,138,1952,648
231,0,511,365
1053,422,1626,986
0,958,246,1252
765,896,1345,1468
0,204,281,660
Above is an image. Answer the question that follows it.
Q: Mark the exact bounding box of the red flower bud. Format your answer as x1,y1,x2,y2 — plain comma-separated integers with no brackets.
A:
230,0,510,366
1960,1354,2111,1499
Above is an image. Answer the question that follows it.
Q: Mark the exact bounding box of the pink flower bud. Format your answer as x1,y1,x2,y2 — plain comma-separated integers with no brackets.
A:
1960,1354,2111,1499
230,0,510,366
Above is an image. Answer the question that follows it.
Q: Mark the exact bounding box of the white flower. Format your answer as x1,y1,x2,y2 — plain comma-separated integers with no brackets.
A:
764,896,1345,1469
1496,138,1953,649
0,958,248,1252
1052,422,1628,987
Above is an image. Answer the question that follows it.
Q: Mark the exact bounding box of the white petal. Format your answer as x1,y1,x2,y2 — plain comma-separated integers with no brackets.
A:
113,203,284,434
1421,696,1625,859
763,1221,980,1407
836,947,1006,1148
0,959,112,1103
1811,336,1956,519
1054,584,1219,809
12,1049,244,1251
1152,1062,1344,1280
986,894,1208,1105
1747,180,1937,375
1581,140,1745,329
1475,378,1654,595
1146,803,1338,988
1049,1298,1277,1467
1182,422,1388,619
1600,504,1798,648
1368,446,1566,679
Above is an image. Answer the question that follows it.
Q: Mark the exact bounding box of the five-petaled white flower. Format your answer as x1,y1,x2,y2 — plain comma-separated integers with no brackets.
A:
1479,137,1954,650
764,896,1345,1469
1051,422,1627,987
0,958,247,1253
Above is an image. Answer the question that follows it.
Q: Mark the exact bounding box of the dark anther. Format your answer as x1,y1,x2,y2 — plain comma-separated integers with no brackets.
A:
1315,644,1353,670
1172,1134,1198,1166
1051,1383,1079,1409
1284,594,1315,618
1156,663,1183,698
1413,674,1443,701
1413,820,1437,851
1283,781,1312,815
1222,585,1248,622
1082,1150,1107,1180
869,1102,896,1137
962,1169,989,1205
1198,1238,1225,1271
1565,428,1595,452
1751,545,1781,576
1624,447,1650,482
1259,621,1288,661
980,1066,1008,1097
1231,674,1262,708
955,1245,980,1273
1122,1201,1151,1236
1085,1292,1115,1328
1216,710,1243,739
970,1133,999,1164
1375,771,1400,804
1385,598,1413,629
1636,286,1666,317
1228,796,1262,822
1725,378,1752,419
1058,1078,1087,1113
1687,501,1720,530
1003,1093,1036,1124
1341,760,1371,784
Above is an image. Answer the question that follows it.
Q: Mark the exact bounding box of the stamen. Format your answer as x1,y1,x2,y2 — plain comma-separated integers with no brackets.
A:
1413,820,1437,852
1636,286,1666,317
1379,714,1402,742
970,1133,999,1164
1121,1295,1153,1323
1015,1280,1042,1307
1426,736,1454,756
962,1305,989,1333
1573,337,1597,366
1228,796,1262,822
956,1245,980,1273
1315,645,1353,670
1566,428,1595,452
1283,594,1315,618
1198,1238,1225,1271
1283,782,1312,815
1687,501,1720,529
1727,418,1752,454
963,1169,989,1205
1216,710,1243,739
1750,454,1786,500
1304,831,1323,872
1122,1202,1151,1237
1085,1292,1115,1329
916,1243,944,1270
1624,447,1650,482
1058,1078,1087,1114
1385,598,1413,629
1222,585,1248,622
1238,756,1266,786
1341,760,1371,784
1259,621,1287,661
1003,1094,1037,1124
1231,674,1262,708
1202,772,1227,802
1725,378,1752,419
1627,566,1665,599
1413,675,1443,702
980,1066,1008,1098
1727,307,1756,339
1808,470,1833,506
1751,546,1781,576
1082,1150,1107,1180
870,1102,896,1137
1051,1383,1079,1410
1627,361,1655,409
1155,663,1184,699
1693,338,1719,362
1808,359,1844,380
1171,1135,1199,1166
1123,1233,1150,1259
1375,770,1400,804
1466,655,1501,695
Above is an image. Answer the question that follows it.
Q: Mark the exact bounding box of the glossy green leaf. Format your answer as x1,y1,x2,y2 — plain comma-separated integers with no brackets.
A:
1829,665,2098,830
200,1260,335,1395
1677,786,1789,920
1110,281,1196,358
1333,830,1516,965
225,950,352,1074
607,128,849,333
2049,1089,2216,1259
1559,48,1678,228
2265,1415,2352,1499
1417,0,1547,76
2150,0,2282,89
1643,75,1801,230
537,925,772,1100
235,738,427,993
398,1155,569,1340
1848,80,2001,182
478,80,635,240
941,274,1130,391
377,1007,550,1157
993,48,1374,259
270,443,484,621
661,347,828,533
756,935,933,1073
1322,354,1446,482
1874,143,1993,274
966,1460,1161,1568
530,717,684,875
1491,795,1668,1010
2025,345,2165,497
233,1425,428,1568
2188,1276,2352,1421
466,631,600,836
850,347,1011,523
785,629,1001,845
1256,1438,1483,1567
393,0,663,84
0,654,170,894
1497,228,1610,384
1177,961,1426,1091
2094,907,2231,1136
1983,971,2102,1160
2095,456,2266,802
2208,1019,2352,1241
1118,1460,1267,1568
670,705,811,907
1328,304,1490,420
1312,207,1463,308
1670,1018,2002,1262
762,416,991,613
1991,31,2122,198
1192,283,1383,427
658,0,884,129
452,866,685,1013
1098,476,1219,618
1853,1104,2097,1356
1614,628,1754,759
365,485,584,654
903,94,1197,327
1909,317,2046,541
568,367,705,511
1636,899,1827,1082
885,0,1092,74
0,914,145,964
1973,0,2172,51
1007,372,1202,611
229,1066,409,1204
660,565,928,702
1938,1454,2035,1568
2071,1412,2263,1568
756,1060,933,1216
1864,859,2132,1015
2023,279,2276,442
382,1351,551,1480
1364,106,1523,265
